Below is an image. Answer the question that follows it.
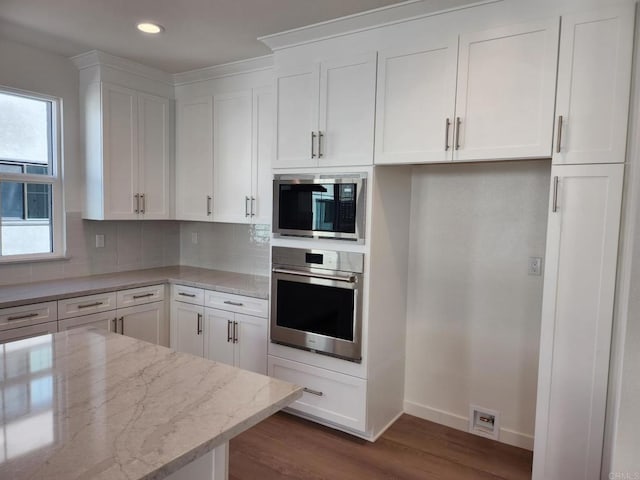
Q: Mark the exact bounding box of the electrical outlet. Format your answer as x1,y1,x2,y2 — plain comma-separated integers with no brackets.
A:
469,405,500,440
528,257,542,276
191,232,198,245
95,234,105,248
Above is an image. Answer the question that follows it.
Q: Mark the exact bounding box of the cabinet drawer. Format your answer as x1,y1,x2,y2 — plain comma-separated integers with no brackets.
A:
172,285,205,305
205,290,267,317
117,284,165,308
0,301,57,332
268,356,366,432
0,320,58,344
58,292,117,319
59,311,117,332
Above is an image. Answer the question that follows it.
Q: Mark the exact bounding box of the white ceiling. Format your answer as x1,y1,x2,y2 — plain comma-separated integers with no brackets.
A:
0,0,411,73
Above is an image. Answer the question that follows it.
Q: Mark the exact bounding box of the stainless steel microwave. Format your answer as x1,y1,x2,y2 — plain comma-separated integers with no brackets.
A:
272,173,366,242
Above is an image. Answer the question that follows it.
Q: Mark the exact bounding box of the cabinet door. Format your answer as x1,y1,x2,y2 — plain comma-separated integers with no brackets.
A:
138,93,171,219
533,164,624,480
553,5,634,165
204,308,234,366
234,313,267,375
318,53,377,167
119,302,166,346
102,83,139,219
170,301,204,356
454,18,559,161
273,63,320,168
375,40,458,164
176,97,214,221
212,91,253,223
251,86,273,224
58,311,117,333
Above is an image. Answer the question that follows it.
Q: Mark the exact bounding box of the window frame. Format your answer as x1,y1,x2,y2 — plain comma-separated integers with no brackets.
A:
0,86,65,263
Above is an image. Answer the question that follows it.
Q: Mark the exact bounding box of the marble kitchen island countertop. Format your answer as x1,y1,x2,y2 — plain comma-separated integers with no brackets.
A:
0,328,302,480
0,266,270,309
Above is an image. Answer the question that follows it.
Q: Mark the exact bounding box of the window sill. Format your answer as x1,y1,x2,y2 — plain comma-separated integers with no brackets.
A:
0,253,70,265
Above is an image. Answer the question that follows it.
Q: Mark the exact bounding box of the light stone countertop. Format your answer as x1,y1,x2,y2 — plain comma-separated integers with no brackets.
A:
0,328,302,479
0,266,269,309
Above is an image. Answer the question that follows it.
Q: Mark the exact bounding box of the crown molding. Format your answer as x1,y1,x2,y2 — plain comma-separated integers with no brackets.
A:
172,54,274,86
70,50,174,86
259,0,501,51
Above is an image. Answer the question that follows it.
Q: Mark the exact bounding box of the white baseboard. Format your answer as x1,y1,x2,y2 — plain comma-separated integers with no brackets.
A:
404,400,534,451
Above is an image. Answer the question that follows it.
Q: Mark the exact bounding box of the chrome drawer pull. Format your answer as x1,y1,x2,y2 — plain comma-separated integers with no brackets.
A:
77,302,103,309
179,292,196,298
223,300,244,307
303,387,323,397
132,293,155,299
8,312,39,321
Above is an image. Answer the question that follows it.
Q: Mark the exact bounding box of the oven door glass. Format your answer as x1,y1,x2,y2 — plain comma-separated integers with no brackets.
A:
278,183,357,234
275,278,355,341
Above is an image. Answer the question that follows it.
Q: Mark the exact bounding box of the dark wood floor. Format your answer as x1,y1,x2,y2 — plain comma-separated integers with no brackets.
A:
229,412,532,480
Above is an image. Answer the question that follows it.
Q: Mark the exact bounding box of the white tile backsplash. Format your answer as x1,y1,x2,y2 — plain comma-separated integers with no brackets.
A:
0,212,182,285
179,222,270,276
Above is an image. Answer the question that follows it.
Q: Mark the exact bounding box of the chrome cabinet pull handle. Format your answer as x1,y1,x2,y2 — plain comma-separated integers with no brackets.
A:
245,196,251,217
197,313,203,335
140,194,145,214
455,117,462,150
303,387,323,397
119,316,124,335
552,176,559,213
445,118,451,151
223,300,244,307
179,292,196,298
207,195,212,216
318,131,324,158
233,321,238,344
556,115,563,154
112,317,118,333
251,197,256,217
311,131,317,158
8,312,39,321
227,320,233,342
78,301,103,309
134,193,140,214
132,293,154,299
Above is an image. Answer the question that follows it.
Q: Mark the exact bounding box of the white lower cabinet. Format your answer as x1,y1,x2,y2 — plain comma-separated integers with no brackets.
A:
58,285,167,346
268,356,367,432
533,164,624,479
0,301,57,332
170,285,268,375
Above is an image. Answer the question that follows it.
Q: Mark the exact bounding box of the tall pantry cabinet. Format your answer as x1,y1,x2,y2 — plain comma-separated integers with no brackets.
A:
533,4,634,479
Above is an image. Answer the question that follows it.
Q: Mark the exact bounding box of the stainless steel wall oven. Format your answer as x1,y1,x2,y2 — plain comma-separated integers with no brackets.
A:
273,173,366,242
271,247,364,362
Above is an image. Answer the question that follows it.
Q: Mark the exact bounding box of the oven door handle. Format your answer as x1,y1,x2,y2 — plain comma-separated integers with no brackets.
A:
272,267,356,284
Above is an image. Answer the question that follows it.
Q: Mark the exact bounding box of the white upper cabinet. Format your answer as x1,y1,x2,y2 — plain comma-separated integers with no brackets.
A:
454,18,559,161
553,5,635,165
175,96,214,221
138,93,171,219
375,18,559,164
375,38,459,164
252,86,274,224
212,91,253,223
273,53,377,168
84,82,170,220
273,64,319,168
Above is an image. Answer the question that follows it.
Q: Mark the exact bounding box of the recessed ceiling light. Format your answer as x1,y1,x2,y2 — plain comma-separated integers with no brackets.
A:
137,22,164,34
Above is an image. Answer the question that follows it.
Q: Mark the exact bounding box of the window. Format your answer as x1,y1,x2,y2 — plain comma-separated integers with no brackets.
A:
0,88,64,260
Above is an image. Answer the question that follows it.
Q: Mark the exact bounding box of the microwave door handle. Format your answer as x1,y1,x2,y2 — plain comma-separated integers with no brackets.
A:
272,267,356,284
